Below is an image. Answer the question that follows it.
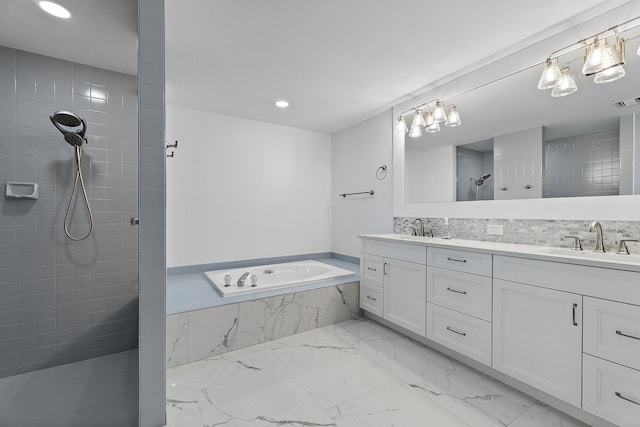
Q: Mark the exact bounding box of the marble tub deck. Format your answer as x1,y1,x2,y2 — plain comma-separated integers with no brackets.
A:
167,258,359,314
167,318,587,427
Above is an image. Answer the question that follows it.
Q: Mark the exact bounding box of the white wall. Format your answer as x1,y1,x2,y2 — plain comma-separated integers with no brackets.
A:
331,110,393,258
166,105,332,267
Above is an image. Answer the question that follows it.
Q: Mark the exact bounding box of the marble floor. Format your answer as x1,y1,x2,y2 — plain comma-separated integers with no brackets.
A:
0,350,138,427
166,318,587,427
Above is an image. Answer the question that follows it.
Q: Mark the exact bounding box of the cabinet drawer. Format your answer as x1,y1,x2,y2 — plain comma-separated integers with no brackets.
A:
427,247,492,276
361,238,426,264
584,297,640,371
360,282,383,317
361,254,383,286
426,303,492,366
427,267,492,321
583,354,640,427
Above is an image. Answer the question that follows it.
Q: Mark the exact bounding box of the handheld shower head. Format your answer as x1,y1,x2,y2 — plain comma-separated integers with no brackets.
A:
475,173,492,186
50,111,87,146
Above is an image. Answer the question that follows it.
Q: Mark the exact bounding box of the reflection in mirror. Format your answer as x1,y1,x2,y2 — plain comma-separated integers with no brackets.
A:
403,38,640,204
456,140,493,201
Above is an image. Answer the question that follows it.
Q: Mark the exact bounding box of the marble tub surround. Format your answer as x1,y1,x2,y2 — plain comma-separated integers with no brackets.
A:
166,282,360,367
167,319,587,427
167,258,358,314
394,217,640,252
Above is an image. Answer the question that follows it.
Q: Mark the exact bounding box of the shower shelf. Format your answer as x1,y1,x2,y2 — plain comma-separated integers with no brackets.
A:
5,182,38,200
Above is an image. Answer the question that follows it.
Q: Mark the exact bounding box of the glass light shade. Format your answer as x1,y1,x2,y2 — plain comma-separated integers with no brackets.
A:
425,120,440,133
433,101,446,122
423,110,435,127
396,116,408,133
582,38,619,76
445,106,461,127
594,64,625,83
408,121,422,138
551,67,578,97
537,58,561,89
411,109,427,129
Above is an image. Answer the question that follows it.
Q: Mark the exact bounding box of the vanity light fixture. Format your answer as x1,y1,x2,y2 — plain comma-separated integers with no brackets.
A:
38,1,71,18
551,66,578,97
398,100,461,137
537,17,640,96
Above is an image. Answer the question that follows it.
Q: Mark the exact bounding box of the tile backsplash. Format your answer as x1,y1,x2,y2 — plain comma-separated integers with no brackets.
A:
394,217,640,252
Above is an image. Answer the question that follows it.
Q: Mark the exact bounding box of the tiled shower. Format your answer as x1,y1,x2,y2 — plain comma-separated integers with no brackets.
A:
0,46,138,378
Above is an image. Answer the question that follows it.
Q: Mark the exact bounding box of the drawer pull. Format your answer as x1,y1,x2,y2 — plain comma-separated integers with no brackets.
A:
366,267,377,272
447,257,467,263
446,287,467,295
446,326,466,336
615,392,640,406
616,330,640,341
366,295,377,302
572,303,578,326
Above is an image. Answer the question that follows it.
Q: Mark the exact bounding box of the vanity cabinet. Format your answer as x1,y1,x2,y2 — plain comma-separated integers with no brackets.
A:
493,278,582,407
360,239,427,336
426,247,493,366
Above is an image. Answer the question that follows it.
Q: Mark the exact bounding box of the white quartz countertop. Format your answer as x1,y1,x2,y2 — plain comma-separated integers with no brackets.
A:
359,233,640,273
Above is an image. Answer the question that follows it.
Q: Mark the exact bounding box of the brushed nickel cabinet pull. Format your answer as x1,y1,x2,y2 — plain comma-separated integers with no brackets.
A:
616,330,640,341
615,392,640,406
446,326,466,336
447,257,467,263
572,303,578,326
383,262,388,275
446,287,467,295
366,267,377,271
366,295,377,302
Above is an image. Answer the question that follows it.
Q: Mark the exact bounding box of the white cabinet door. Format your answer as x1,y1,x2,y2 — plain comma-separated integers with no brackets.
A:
493,279,582,407
383,258,426,336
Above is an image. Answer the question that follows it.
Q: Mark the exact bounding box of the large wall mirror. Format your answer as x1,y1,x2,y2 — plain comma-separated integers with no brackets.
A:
402,48,640,205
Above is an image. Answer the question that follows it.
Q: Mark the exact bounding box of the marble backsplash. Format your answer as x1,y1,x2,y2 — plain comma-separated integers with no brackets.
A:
166,282,360,367
394,217,640,253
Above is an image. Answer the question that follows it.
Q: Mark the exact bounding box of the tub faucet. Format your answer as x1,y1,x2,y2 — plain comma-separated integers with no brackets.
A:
588,221,606,253
237,272,250,287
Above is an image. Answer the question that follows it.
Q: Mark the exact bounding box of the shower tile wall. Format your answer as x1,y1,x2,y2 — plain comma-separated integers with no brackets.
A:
0,46,138,378
544,128,620,198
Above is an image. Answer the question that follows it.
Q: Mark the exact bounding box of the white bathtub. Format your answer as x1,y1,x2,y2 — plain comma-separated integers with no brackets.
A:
204,260,355,296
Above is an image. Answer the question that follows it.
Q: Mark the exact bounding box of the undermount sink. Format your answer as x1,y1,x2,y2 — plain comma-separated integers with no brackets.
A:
537,247,640,262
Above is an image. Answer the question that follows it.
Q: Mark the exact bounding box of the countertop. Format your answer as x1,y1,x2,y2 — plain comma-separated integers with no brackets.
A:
359,234,640,273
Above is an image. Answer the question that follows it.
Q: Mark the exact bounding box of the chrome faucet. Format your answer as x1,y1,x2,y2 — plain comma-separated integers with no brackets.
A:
237,272,250,287
412,218,425,237
588,221,606,253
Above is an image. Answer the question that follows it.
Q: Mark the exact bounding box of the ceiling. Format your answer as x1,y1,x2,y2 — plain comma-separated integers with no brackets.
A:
2,1,635,133
0,0,137,75
165,0,632,133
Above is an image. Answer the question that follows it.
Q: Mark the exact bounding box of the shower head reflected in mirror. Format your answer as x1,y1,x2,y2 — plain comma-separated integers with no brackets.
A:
474,173,491,186
49,111,87,146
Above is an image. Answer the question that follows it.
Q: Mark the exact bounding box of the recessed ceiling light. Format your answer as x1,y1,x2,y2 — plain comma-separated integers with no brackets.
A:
274,100,289,108
38,1,71,19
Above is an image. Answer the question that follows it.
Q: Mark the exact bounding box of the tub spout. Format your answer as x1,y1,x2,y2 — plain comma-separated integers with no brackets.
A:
237,272,250,287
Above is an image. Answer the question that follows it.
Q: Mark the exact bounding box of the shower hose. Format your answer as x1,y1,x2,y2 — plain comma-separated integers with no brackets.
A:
64,145,94,241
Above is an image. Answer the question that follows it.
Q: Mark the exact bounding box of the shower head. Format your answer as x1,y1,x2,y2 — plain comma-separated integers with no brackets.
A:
50,111,87,146
475,173,492,186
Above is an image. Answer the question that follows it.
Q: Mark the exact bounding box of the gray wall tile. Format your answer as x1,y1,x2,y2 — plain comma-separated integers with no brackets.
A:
0,46,138,379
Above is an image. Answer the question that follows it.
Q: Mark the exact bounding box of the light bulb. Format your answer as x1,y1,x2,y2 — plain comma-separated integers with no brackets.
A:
425,120,440,133
433,101,446,122
551,67,577,97
396,116,408,133
537,58,561,89
582,38,618,76
594,64,625,83
445,106,461,127
423,110,435,127
39,1,71,18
